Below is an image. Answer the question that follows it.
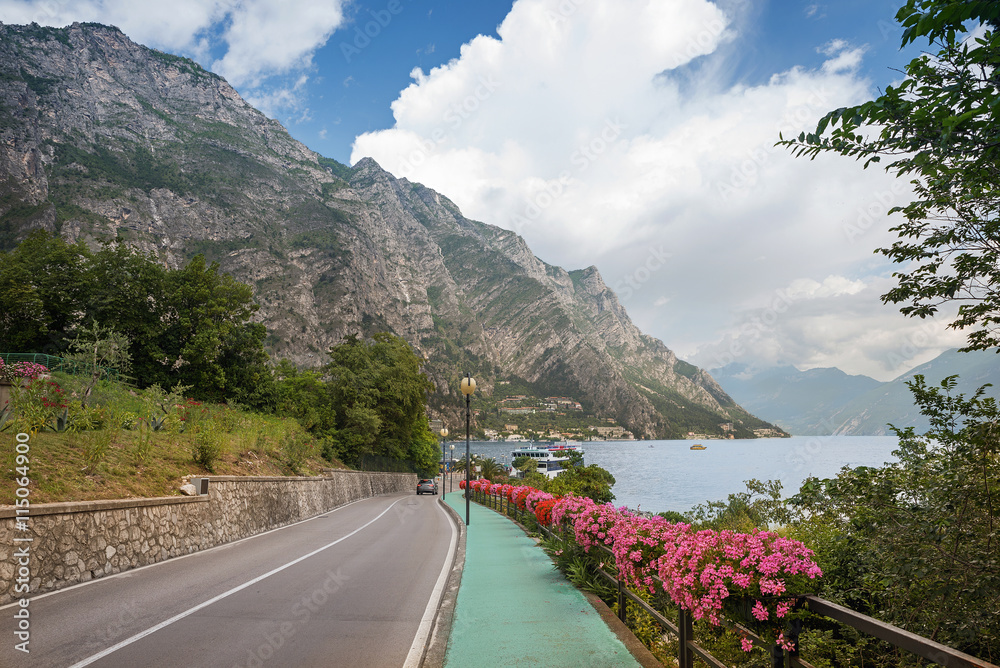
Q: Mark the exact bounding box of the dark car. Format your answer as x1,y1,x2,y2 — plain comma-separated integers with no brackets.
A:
416,478,438,495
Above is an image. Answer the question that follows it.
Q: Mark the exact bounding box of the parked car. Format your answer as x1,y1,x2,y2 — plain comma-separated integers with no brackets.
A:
416,478,438,495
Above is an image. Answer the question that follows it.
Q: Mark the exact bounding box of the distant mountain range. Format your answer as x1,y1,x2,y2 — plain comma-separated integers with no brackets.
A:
713,349,1000,435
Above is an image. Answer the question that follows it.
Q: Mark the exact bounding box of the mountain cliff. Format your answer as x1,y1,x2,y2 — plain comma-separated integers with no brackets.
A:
0,21,782,439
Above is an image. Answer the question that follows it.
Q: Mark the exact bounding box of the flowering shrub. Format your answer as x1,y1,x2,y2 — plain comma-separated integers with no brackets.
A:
10,379,67,434
533,497,560,525
0,359,49,382
489,483,822,651
521,488,549,511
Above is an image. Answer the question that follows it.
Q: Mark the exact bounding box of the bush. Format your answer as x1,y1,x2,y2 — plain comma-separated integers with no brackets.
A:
192,430,223,472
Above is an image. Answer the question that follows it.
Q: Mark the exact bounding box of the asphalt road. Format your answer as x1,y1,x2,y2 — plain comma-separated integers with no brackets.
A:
1,492,457,668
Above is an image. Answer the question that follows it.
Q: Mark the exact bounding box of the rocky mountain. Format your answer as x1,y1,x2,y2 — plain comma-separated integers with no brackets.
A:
0,21,783,439
712,350,1000,435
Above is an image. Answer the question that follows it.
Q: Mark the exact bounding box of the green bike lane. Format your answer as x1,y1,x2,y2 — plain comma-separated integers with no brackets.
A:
440,492,644,668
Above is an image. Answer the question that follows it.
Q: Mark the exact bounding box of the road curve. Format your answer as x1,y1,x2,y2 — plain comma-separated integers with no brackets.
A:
1,492,457,668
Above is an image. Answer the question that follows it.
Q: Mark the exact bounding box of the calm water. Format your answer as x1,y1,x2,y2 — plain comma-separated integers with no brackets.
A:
444,436,900,514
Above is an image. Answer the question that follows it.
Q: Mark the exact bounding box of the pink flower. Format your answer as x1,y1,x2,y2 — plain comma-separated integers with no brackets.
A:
751,601,768,621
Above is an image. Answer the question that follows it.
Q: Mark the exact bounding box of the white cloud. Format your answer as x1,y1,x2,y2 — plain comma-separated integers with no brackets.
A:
350,0,956,380
0,0,347,110
689,277,967,381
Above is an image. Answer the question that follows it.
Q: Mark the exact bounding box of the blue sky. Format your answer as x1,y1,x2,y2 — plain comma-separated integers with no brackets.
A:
288,0,920,164
0,0,969,380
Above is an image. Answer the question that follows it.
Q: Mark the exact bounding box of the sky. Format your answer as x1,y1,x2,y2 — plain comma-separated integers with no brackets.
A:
0,0,975,381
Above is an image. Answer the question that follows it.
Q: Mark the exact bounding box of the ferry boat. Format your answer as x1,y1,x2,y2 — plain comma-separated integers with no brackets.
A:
690,444,707,450
509,445,583,478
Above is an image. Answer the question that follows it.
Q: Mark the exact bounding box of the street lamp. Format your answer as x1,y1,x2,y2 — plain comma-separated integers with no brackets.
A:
440,427,448,496
460,373,477,526
449,444,455,492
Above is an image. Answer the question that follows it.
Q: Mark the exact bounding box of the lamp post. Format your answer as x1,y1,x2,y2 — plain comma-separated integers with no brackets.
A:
460,373,476,526
449,444,455,492
439,427,448,496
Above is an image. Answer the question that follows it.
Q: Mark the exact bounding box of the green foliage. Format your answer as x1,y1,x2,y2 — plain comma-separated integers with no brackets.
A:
0,232,274,405
480,458,505,480
280,432,313,474
789,374,1000,662
52,142,190,195
686,479,791,531
0,229,91,351
275,333,438,475
64,320,132,404
780,0,1000,350
317,156,354,180
192,430,223,472
544,462,616,503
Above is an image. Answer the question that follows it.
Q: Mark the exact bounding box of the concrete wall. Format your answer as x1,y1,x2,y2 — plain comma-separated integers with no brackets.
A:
0,470,415,605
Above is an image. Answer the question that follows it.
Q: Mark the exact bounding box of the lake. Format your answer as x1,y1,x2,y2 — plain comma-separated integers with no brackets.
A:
443,435,900,514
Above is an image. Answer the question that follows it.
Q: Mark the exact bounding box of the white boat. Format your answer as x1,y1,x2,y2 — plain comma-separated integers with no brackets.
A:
509,444,583,478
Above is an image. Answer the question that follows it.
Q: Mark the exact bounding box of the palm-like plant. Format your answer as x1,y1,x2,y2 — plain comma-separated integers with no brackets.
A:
479,457,506,480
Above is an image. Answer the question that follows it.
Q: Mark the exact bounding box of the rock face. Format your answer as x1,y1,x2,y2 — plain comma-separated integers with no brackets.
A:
0,22,782,439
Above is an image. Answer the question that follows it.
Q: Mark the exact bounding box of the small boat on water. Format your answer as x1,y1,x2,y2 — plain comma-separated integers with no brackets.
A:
689,444,707,450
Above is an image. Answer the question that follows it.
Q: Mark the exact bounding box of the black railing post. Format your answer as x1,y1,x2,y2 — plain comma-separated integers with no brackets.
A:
617,577,627,624
771,644,784,668
678,606,694,668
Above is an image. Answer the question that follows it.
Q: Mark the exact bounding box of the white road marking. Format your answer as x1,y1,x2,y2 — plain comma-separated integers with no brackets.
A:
402,498,460,668
68,498,404,668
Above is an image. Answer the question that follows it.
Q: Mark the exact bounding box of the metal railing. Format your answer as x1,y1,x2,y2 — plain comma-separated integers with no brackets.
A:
1,352,122,382
472,488,998,668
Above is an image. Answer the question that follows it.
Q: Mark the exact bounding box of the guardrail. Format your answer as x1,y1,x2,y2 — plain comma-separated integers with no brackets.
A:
471,488,998,668
1,352,124,382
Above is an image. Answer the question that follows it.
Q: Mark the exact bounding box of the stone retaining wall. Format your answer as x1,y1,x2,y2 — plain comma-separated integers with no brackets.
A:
0,470,415,605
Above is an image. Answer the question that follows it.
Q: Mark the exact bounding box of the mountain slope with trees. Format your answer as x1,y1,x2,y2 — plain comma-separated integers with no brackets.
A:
0,21,781,440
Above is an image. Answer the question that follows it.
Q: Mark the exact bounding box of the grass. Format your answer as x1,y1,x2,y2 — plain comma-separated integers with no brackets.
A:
1,374,345,504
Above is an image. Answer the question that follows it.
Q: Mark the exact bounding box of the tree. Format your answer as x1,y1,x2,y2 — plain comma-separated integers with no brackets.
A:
546,463,616,503
0,230,90,352
158,254,269,401
320,333,437,472
780,1,1000,350
84,243,169,386
788,375,999,661
479,457,506,480
64,320,132,404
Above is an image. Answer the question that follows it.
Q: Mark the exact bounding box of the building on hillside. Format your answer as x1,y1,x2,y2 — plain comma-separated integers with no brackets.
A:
592,425,630,439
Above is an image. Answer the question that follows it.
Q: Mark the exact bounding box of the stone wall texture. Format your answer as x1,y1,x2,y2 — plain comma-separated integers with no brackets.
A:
0,471,415,605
